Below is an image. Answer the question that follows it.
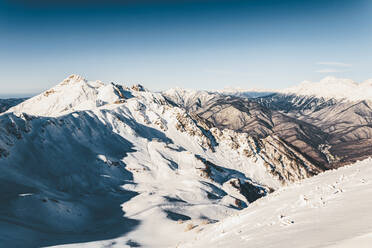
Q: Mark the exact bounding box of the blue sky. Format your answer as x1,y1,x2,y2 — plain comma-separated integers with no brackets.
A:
0,0,371,95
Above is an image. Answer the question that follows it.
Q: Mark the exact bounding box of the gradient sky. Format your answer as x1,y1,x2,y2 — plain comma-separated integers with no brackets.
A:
0,0,371,95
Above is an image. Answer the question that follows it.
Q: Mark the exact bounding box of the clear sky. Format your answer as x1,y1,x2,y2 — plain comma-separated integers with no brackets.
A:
0,0,371,95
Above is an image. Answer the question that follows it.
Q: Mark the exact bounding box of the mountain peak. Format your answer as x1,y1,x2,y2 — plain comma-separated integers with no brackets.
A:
59,74,87,86
7,76,133,117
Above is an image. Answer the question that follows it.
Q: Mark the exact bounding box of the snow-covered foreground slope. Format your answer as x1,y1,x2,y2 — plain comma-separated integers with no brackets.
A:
180,158,372,248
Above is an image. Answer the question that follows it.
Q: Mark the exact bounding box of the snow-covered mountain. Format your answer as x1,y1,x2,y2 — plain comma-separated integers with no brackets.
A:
0,75,371,247
7,75,131,117
281,76,372,101
0,75,297,247
215,76,372,102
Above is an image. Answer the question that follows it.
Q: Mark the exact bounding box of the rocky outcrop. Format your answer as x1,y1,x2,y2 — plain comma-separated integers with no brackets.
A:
173,109,321,184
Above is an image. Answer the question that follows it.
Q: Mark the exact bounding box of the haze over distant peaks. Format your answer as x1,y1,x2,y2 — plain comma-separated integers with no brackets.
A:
169,76,372,102
281,76,372,101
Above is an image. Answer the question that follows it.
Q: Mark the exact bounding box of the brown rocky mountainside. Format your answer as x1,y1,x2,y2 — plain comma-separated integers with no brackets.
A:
164,90,372,173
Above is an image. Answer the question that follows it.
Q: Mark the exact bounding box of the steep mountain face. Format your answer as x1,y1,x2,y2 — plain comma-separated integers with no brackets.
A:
0,75,370,247
164,77,372,171
256,93,372,167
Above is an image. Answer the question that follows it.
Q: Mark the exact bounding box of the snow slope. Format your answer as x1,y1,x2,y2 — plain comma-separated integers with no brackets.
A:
180,158,372,248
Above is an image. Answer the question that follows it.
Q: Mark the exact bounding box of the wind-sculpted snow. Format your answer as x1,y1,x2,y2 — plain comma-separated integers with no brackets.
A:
180,158,372,248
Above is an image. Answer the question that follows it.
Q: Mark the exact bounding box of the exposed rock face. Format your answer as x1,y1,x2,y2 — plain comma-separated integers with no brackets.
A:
131,84,146,92
172,107,321,184
229,178,269,203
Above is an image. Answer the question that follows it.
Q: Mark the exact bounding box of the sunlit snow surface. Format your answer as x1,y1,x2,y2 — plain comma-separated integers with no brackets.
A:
180,158,372,248
44,159,372,248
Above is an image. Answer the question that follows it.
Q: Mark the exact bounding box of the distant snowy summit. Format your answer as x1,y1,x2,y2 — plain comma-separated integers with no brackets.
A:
215,76,372,101
281,76,372,101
